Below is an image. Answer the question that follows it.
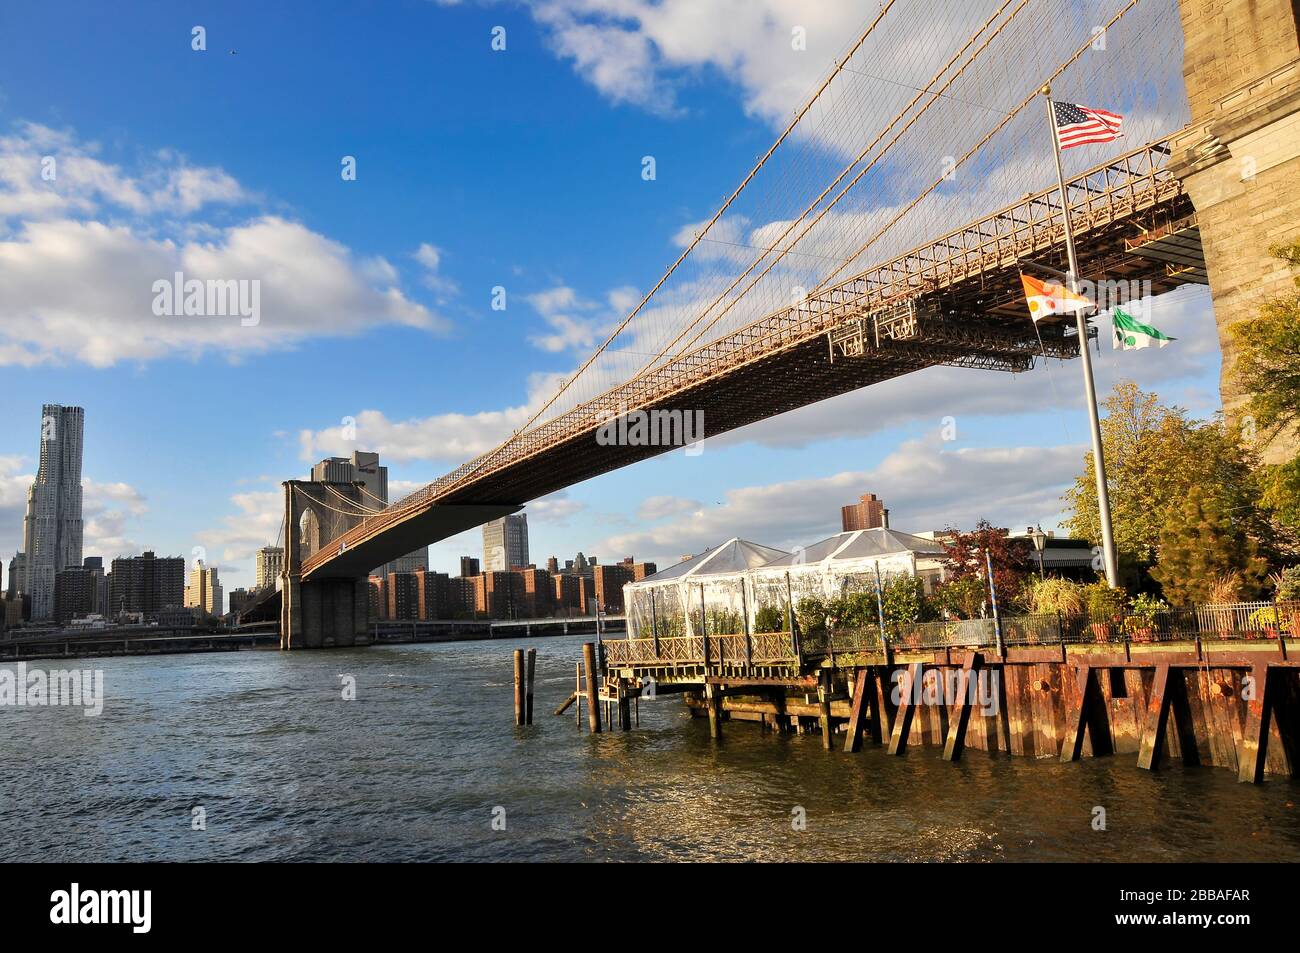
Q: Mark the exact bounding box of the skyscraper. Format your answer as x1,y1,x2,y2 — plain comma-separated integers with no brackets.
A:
185,562,223,617
255,546,284,591
310,451,428,576
22,404,84,620
482,513,528,571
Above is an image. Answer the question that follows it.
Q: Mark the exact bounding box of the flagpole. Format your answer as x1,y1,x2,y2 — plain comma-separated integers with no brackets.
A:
1043,86,1120,589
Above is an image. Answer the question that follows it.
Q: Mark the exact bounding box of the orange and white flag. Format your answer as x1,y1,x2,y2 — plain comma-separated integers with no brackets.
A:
1020,272,1093,322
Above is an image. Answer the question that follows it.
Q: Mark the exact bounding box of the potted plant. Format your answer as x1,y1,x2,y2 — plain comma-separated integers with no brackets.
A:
1086,582,1126,642
1122,593,1167,643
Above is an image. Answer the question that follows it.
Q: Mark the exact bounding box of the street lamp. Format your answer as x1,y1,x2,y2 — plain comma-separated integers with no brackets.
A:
1029,524,1048,579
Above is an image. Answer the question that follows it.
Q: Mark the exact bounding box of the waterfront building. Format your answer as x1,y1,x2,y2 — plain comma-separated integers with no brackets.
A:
83,556,108,615
6,552,25,600
367,575,387,621
54,567,96,624
482,514,528,571
228,588,256,615
158,605,198,629
553,574,582,613
515,567,553,617
594,563,635,613
387,572,421,621
108,551,186,621
415,570,451,620
21,404,84,620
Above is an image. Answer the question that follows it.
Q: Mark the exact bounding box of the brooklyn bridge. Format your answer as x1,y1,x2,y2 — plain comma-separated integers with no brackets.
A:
276,0,1300,648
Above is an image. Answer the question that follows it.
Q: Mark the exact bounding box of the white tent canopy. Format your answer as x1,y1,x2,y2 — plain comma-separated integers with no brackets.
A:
624,538,789,639
753,528,948,603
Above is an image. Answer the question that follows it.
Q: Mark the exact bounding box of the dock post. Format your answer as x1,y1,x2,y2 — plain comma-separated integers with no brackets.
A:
1239,662,1273,783
705,683,723,740
942,652,983,761
513,650,525,726
844,668,870,753
887,663,923,755
618,679,632,731
1061,665,1113,762
582,642,602,733
525,648,536,725
818,669,833,749
1137,663,1197,770
575,662,582,727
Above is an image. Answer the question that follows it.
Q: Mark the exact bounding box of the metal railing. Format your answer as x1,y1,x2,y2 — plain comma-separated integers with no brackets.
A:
599,600,1299,667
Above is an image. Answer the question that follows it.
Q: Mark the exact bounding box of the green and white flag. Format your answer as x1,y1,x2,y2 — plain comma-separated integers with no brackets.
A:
1112,307,1174,350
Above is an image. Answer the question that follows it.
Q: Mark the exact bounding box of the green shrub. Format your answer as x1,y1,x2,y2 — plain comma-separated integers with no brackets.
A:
880,576,931,625
795,596,829,636
1085,581,1127,620
753,604,785,633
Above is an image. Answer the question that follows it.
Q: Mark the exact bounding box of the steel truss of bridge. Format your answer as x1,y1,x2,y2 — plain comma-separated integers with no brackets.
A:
302,133,1204,581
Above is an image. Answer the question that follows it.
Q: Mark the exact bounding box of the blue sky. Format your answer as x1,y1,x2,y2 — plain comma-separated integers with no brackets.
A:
0,0,1221,604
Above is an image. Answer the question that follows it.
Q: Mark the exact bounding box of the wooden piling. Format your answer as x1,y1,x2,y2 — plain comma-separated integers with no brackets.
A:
942,652,983,762
525,648,537,725
582,642,602,733
844,668,870,753
513,649,525,726
888,663,923,755
618,679,632,731
705,683,723,740
1238,662,1273,783
818,670,833,749
1137,663,1198,770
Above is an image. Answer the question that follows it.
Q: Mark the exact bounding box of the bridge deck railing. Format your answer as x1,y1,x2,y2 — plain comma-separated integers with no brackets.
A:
601,601,1299,669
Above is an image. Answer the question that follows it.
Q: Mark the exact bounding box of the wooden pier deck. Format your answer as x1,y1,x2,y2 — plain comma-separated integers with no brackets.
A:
597,623,1300,783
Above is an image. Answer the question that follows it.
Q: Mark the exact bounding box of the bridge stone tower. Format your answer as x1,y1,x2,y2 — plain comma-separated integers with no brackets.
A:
1171,0,1300,462
281,480,371,650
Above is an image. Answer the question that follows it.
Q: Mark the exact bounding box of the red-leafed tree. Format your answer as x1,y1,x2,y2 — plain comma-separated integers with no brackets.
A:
938,520,1032,611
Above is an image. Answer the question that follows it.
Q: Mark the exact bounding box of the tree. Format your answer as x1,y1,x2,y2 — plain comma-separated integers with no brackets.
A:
1150,487,1268,605
1064,381,1266,567
1229,238,1300,441
939,520,1031,610
879,576,933,625
1230,238,1300,533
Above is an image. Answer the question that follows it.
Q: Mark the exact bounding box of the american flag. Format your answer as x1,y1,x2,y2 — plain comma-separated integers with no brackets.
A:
1052,101,1123,149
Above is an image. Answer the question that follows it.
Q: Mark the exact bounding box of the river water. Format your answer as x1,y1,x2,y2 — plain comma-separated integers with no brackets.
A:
2,632,1298,862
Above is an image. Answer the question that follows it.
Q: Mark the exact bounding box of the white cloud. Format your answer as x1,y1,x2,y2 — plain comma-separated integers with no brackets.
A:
599,432,1085,564
528,491,586,524
0,121,451,367
201,490,284,565
0,121,248,221
0,215,444,366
